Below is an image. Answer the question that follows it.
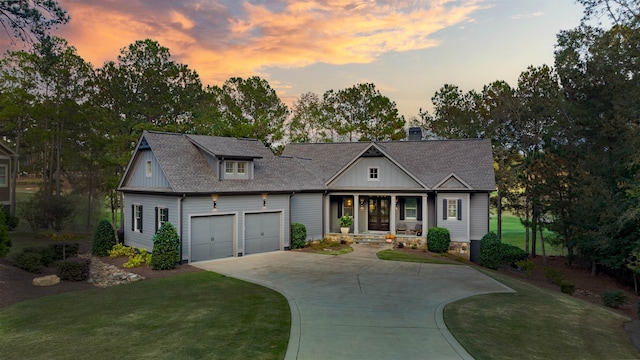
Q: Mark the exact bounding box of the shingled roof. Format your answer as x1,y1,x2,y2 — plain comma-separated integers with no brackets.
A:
119,131,325,194
120,131,495,194
282,139,496,191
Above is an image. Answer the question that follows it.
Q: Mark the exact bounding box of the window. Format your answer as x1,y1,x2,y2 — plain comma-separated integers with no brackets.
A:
156,207,169,231
225,161,235,175
145,160,152,177
442,198,462,220
447,199,457,218
0,165,6,187
132,204,143,233
368,167,379,181
405,198,417,219
237,161,246,175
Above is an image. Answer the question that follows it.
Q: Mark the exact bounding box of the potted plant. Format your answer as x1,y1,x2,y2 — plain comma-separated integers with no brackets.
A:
340,214,353,234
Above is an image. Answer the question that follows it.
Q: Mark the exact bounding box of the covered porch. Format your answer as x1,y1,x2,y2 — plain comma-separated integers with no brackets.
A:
325,193,429,237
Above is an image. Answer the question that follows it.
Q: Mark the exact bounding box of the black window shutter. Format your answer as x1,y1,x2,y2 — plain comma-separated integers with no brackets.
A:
139,205,143,233
457,199,462,220
155,207,159,232
337,198,343,218
131,204,135,231
442,199,447,220
399,198,405,220
417,197,422,221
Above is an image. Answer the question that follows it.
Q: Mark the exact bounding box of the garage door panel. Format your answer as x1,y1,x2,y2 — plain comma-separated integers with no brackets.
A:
191,215,234,262
245,212,281,255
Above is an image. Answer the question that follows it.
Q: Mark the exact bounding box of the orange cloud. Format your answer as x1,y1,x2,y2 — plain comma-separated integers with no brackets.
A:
52,0,484,88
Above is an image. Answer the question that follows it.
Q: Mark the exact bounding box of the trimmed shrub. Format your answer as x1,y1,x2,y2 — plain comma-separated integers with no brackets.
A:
109,243,136,258
427,227,451,253
23,246,55,266
57,257,91,281
15,251,43,273
0,207,10,258
50,242,79,261
123,249,152,268
92,220,117,257
544,268,564,285
479,232,528,270
151,222,180,270
515,259,535,276
290,222,307,249
602,290,628,308
560,281,575,296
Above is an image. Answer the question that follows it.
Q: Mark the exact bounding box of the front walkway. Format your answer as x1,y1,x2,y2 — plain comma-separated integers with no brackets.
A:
194,244,513,360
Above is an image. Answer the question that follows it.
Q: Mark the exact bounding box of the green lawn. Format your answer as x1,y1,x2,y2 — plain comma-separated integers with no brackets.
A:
0,272,290,360
444,268,638,359
490,212,562,256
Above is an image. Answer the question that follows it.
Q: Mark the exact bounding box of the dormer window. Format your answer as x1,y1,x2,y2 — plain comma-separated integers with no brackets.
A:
224,160,249,179
225,161,235,175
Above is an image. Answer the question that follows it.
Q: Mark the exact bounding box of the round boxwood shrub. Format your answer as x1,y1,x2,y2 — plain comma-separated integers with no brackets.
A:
92,219,117,257
291,222,307,249
427,227,451,253
479,231,528,269
57,257,91,281
15,251,43,273
151,222,180,270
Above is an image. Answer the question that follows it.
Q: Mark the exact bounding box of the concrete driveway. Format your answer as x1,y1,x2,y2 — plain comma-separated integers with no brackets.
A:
193,244,513,360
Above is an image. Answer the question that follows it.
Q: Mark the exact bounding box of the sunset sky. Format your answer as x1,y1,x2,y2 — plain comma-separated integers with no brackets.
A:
13,0,585,119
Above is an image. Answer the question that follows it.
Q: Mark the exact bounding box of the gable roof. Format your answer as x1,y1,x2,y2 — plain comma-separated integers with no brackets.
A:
0,140,17,157
118,131,325,194
282,139,495,191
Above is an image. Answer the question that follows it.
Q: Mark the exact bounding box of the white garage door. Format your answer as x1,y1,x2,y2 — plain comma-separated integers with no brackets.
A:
191,215,234,261
245,212,281,255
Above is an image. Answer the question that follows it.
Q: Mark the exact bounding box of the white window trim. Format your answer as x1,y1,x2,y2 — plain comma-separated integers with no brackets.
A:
368,166,380,182
157,207,168,230
447,199,457,219
145,160,152,177
0,164,7,187
405,198,417,220
134,204,143,232
225,161,235,175
237,161,246,175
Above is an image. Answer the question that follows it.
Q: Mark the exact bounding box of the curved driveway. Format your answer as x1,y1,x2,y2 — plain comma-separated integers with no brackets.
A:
194,244,513,360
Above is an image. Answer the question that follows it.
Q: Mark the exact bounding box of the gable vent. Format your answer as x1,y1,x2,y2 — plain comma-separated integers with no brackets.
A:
362,146,383,157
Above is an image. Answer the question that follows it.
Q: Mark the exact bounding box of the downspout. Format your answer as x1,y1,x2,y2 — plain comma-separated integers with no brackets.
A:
179,194,186,263
287,191,295,250
322,190,328,239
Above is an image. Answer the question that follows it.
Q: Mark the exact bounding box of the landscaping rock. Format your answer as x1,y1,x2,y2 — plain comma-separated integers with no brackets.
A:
32,275,60,286
84,255,145,288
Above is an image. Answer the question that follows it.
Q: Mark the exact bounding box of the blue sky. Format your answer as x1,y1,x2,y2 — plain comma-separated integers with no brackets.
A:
43,0,584,119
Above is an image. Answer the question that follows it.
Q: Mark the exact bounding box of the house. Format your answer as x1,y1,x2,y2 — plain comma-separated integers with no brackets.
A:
0,141,17,215
118,130,495,263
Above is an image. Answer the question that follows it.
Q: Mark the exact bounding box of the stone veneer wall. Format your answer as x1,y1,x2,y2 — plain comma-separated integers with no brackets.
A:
447,241,470,260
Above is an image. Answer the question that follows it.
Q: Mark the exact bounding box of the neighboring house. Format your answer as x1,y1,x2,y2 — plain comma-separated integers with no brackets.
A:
0,141,17,215
118,130,495,263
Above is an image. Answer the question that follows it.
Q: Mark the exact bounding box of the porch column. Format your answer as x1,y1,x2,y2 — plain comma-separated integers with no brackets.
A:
390,195,396,235
353,194,359,234
325,194,331,234
422,195,428,237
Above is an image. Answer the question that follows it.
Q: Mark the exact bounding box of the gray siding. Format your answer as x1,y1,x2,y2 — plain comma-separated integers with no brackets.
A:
126,150,171,189
182,194,290,261
124,193,181,252
330,157,422,190
290,193,323,240
436,193,469,242
470,193,490,240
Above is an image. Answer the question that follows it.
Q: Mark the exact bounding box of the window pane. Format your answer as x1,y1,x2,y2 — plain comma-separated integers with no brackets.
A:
0,166,5,186
447,200,457,218
225,161,234,174
405,198,417,219
145,161,152,177
369,167,378,180
237,162,246,174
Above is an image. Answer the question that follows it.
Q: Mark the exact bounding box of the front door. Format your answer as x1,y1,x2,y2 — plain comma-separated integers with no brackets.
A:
368,196,390,231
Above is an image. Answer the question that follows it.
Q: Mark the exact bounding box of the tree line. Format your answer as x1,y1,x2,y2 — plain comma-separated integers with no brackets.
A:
2,0,640,281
